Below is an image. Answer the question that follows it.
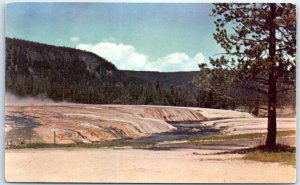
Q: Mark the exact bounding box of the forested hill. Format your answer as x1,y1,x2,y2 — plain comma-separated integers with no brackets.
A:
5,38,201,106
123,70,199,87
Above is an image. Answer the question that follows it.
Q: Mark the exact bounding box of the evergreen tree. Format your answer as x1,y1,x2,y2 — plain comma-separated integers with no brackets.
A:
199,3,296,148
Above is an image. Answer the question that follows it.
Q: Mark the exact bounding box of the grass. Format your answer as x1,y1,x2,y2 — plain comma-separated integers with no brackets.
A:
187,130,295,143
8,140,157,149
240,145,296,166
243,151,295,166
8,130,296,150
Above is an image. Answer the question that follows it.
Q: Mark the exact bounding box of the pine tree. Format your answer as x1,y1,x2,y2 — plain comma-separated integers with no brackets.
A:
201,3,296,148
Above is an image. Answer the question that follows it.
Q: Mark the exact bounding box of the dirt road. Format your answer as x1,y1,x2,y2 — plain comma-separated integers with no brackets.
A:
5,148,295,183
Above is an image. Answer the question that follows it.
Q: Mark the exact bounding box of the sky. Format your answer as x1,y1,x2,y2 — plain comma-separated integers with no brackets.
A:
5,3,223,72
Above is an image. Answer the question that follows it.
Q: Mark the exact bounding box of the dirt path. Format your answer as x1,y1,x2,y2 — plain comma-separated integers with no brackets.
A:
5,148,295,183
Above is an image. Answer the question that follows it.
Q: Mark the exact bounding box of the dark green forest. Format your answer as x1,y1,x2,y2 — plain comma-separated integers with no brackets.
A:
6,38,202,106
5,38,295,112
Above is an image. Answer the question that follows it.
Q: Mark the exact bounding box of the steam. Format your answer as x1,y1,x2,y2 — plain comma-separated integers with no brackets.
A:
5,92,62,105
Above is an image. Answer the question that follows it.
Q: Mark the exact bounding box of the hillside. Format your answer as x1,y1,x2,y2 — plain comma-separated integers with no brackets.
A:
5,38,200,106
123,70,199,87
6,38,125,101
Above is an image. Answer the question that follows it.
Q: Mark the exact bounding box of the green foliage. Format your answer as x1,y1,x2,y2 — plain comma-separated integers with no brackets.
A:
6,34,295,111
243,151,295,166
187,130,295,142
239,145,296,166
209,3,296,90
209,4,296,147
5,38,200,107
10,140,157,149
194,3,296,115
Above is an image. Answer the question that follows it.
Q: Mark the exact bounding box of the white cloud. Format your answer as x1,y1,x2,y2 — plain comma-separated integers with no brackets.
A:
76,41,206,72
77,42,148,70
193,53,206,63
70,36,80,43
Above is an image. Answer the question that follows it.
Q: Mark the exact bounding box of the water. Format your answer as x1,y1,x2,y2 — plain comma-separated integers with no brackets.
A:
123,121,222,143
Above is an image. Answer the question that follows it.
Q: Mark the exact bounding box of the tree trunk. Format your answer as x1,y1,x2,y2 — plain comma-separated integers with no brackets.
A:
266,75,277,147
265,3,277,148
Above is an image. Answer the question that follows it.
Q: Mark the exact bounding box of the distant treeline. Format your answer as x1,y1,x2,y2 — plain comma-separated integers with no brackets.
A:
5,38,294,111
5,38,204,107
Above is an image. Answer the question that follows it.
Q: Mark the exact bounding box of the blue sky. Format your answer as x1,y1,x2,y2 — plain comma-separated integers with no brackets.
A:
6,3,223,71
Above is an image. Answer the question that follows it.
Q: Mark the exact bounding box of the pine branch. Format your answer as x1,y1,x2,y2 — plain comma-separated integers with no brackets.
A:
277,87,295,93
239,84,268,95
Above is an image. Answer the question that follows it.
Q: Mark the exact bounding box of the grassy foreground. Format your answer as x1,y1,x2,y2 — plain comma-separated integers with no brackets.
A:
7,130,296,166
187,130,296,166
8,130,295,156
243,151,295,166
226,144,296,166
187,130,295,142
8,140,157,149
244,145,296,166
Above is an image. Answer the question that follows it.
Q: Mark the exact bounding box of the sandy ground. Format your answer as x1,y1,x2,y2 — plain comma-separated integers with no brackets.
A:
5,104,296,183
5,148,295,183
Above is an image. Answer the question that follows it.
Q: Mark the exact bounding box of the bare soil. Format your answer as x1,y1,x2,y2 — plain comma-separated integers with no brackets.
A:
5,104,296,183
5,147,295,183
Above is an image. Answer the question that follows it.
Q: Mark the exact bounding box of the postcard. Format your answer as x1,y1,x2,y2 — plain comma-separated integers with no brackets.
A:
4,2,296,183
